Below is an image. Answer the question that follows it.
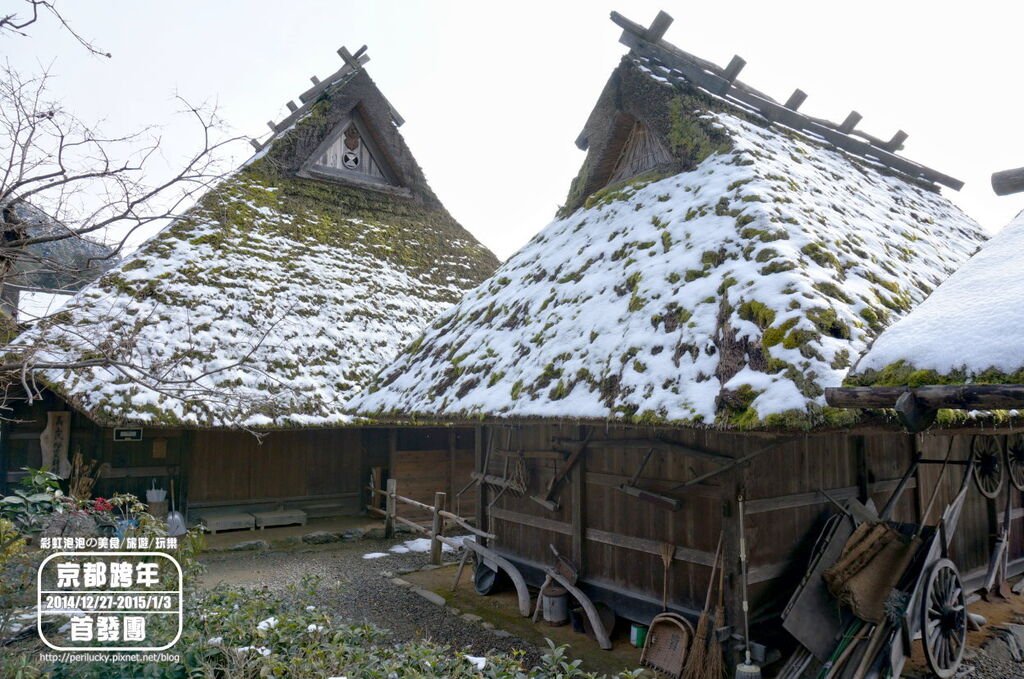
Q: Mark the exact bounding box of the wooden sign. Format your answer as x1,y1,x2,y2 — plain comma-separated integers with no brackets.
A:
113,427,143,442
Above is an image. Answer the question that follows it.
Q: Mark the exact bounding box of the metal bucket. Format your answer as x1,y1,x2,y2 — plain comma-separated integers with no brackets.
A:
542,586,569,626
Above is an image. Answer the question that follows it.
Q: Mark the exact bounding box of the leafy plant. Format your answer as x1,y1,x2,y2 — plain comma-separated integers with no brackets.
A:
0,468,63,534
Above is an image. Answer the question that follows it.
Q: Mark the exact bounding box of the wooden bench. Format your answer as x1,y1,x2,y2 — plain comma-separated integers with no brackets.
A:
252,509,307,530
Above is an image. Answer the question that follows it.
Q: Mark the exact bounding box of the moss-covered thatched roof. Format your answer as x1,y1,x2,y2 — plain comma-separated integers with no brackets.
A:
354,55,986,429
14,66,498,428
849,210,1024,388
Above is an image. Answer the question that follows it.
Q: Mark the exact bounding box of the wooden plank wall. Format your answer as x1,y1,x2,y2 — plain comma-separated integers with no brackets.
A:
389,427,477,523
188,428,362,507
479,423,1020,627
2,392,185,500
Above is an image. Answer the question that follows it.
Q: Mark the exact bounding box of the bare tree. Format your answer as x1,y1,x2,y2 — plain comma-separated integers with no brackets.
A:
0,63,240,291
0,1,276,424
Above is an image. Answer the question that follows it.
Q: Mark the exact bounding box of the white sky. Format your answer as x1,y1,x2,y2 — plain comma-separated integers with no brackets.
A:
6,1,1024,260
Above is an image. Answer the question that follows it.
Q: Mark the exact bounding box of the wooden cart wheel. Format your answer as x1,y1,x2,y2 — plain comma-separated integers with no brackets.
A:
1005,434,1024,492
921,558,966,679
971,435,1005,499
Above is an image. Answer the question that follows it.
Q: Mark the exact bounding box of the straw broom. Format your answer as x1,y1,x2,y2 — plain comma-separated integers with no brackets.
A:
706,540,727,679
682,532,723,679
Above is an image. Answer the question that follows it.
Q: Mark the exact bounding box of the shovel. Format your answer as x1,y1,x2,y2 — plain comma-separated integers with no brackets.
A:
167,478,186,537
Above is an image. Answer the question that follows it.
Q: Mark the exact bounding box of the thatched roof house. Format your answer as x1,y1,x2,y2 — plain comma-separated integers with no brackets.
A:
2,49,496,520
356,25,985,429
15,52,497,430
351,15,1009,675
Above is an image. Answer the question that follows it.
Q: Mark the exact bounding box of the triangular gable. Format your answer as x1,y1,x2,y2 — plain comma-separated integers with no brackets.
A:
608,120,672,185
300,110,400,188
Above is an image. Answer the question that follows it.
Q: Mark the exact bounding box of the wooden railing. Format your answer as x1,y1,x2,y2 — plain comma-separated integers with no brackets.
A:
366,476,494,565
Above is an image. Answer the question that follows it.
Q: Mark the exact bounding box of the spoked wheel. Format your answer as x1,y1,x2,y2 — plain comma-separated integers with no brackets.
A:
972,435,1005,499
1005,434,1024,492
922,558,967,679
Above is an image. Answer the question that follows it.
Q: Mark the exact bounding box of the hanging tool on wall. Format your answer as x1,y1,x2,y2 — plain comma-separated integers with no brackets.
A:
530,431,592,512
617,447,683,511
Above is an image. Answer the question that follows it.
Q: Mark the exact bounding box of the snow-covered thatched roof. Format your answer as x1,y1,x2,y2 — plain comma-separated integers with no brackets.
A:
14,61,498,428
355,51,986,429
849,211,1024,387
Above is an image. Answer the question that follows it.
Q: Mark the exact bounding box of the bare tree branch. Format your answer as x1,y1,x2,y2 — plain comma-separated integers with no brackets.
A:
0,0,111,57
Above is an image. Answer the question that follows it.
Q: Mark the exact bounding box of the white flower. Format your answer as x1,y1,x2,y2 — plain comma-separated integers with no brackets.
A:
256,616,278,631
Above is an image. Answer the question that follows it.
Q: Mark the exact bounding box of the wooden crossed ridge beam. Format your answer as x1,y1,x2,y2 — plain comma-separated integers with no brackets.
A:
251,45,404,152
610,10,964,191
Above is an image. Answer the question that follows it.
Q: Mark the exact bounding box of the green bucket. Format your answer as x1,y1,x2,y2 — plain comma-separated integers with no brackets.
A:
630,623,648,648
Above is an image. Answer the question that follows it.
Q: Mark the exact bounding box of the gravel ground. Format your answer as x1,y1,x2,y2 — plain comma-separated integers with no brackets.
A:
199,535,544,667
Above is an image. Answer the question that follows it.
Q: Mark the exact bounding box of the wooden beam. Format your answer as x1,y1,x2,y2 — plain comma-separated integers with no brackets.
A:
884,129,909,152
249,139,263,151
585,527,716,567
992,167,1024,196
431,492,445,565
611,21,965,191
475,426,486,546
571,427,586,572
490,507,572,535
586,471,722,500
825,386,909,408
266,120,277,132
838,111,862,134
553,436,732,464
853,435,869,503
645,10,673,41
827,384,1024,411
784,89,807,110
721,55,746,87
286,101,298,113
309,75,321,86
745,477,911,515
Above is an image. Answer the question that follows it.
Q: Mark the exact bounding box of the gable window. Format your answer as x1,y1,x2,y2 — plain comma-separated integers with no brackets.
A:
302,110,400,187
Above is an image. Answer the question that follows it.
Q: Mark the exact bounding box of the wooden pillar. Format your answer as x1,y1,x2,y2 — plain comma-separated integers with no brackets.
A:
385,478,396,539
911,434,926,524
431,491,446,565
475,425,487,546
852,435,869,504
571,425,586,572
448,428,456,501
723,468,742,652
387,428,398,476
